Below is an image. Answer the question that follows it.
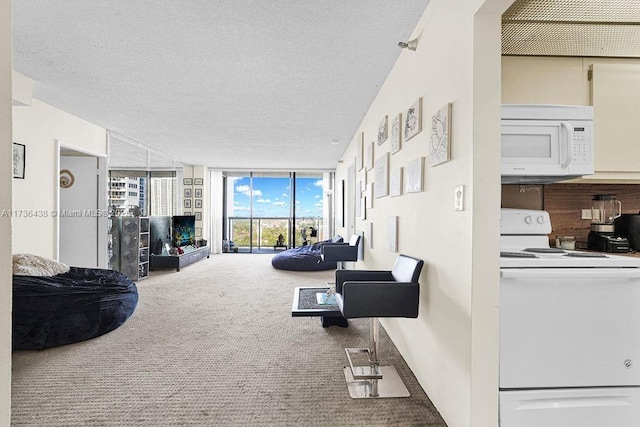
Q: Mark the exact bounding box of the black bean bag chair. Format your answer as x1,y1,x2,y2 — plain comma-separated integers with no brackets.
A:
12,267,138,351
271,236,343,271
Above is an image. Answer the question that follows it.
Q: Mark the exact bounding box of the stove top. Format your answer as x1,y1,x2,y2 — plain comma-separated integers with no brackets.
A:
500,209,640,268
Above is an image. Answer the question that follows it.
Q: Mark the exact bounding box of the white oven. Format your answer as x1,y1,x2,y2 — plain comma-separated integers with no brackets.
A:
499,209,640,427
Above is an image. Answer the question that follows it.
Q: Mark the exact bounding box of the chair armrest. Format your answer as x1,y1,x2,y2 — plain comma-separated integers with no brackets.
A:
321,244,358,262
335,270,394,293
336,281,419,319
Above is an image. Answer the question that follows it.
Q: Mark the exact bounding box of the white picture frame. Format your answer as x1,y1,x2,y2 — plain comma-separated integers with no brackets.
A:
374,153,389,198
378,115,388,145
430,102,453,166
405,157,424,193
390,167,402,197
388,216,398,252
404,97,422,142
365,141,374,170
390,113,402,154
356,132,364,171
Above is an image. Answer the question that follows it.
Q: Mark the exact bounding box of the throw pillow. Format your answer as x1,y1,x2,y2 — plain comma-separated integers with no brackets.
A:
12,253,70,276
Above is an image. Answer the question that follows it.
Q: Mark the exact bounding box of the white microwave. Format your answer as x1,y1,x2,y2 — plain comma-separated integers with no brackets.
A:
501,104,594,184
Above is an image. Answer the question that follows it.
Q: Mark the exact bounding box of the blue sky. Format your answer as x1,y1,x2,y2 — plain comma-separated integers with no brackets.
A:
231,176,323,218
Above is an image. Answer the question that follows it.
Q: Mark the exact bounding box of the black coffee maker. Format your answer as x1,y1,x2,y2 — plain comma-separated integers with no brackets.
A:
614,213,640,252
587,194,630,253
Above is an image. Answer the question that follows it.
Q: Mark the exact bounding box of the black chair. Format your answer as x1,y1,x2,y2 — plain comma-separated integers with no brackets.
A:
321,234,361,269
335,254,423,398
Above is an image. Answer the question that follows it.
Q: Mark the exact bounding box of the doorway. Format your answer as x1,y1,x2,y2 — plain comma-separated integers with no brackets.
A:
57,142,108,268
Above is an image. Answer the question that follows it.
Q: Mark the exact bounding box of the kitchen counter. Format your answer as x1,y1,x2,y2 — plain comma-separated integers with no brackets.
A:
574,241,640,257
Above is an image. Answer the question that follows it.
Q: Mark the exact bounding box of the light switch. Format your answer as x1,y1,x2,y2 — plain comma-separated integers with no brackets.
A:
454,185,464,211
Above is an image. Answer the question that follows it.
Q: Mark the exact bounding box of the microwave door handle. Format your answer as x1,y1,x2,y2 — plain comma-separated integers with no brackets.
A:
560,121,573,168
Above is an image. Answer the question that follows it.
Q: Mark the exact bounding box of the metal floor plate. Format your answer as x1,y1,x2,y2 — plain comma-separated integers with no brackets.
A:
343,366,410,399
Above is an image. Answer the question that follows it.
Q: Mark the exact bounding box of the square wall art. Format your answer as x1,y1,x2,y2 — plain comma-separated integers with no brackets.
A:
390,113,402,154
390,167,402,197
430,102,452,167
404,97,422,142
374,153,389,198
405,157,424,193
378,115,388,145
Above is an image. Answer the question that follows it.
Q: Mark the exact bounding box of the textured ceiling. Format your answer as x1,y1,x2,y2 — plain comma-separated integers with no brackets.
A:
13,1,430,170
503,0,640,57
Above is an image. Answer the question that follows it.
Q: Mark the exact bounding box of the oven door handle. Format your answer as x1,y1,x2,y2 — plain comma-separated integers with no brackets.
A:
501,268,640,280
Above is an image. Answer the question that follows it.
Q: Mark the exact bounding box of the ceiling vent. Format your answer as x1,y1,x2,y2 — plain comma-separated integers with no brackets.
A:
502,0,640,57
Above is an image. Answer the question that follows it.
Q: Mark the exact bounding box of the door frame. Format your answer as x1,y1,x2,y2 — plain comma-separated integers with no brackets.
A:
55,140,108,267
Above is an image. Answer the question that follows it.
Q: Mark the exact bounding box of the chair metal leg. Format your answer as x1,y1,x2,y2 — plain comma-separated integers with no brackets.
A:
343,318,411,398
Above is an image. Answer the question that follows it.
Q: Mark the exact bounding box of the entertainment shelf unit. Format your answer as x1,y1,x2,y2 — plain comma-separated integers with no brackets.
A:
109,216,149,281
149,246,210,272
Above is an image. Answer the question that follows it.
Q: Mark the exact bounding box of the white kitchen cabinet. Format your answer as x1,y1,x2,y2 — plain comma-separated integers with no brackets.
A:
590,63,640,177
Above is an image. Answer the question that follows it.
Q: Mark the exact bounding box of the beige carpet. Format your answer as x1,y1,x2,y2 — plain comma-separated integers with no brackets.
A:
11,254,446,426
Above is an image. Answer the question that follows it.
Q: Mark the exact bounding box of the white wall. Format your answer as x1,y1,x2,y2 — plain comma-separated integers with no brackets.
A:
12,99,107,259
0,0,12,422
334,1,508,425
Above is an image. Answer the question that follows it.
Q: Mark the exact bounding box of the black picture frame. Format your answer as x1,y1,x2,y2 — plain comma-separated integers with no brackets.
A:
194,188,202,198
13,143,25,179
195,199,202,209
194,178,203,185
183,178,193,185
184,199,192,209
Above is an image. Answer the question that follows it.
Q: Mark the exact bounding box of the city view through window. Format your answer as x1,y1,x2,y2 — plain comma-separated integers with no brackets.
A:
226,175,324,251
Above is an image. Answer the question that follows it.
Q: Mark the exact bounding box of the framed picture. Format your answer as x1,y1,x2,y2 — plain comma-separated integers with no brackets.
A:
406,157,424,193
390,167,402,197
194,178,204,185
356,133,364,171
388,216,398,252
390,113,402,154
195,199,202,208
365,221,373,249
195,227,202,237
365,141,374,170
184,199,192,209
430,102,453,167
13,143,25,179
374,153,389,198
404,97,422,142
184,211,192,216
183,178,193,186
335,180,345,227
184,188,192,198
195,211,202,221
194,188,202,198
378,115,388,145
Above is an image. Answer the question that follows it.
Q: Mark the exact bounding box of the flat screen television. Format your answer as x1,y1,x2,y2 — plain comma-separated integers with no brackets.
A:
172,215,196,247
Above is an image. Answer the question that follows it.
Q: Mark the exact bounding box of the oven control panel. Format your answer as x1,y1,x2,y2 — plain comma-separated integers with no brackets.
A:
501,208,552,235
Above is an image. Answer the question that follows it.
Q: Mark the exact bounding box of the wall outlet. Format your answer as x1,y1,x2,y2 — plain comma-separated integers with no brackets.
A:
454,185,464,211
581,209,592,220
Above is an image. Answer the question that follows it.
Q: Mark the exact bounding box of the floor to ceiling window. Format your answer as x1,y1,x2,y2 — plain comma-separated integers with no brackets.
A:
224,172,325,253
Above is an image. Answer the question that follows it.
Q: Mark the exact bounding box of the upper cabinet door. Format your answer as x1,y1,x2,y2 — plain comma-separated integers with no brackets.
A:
591,63,640,174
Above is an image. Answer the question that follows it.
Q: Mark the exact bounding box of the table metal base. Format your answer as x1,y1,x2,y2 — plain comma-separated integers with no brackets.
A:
343,365,410,399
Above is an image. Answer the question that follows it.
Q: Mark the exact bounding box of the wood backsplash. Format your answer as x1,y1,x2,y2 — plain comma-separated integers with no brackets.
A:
502,184,640,246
